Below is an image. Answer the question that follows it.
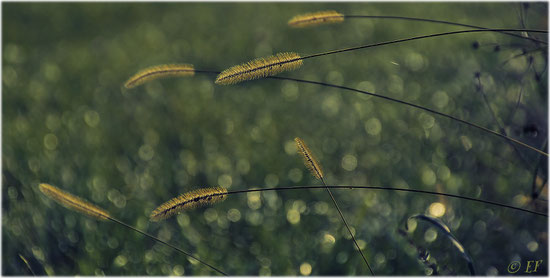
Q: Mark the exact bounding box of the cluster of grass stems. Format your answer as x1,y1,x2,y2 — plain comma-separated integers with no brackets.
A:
38,10,548,276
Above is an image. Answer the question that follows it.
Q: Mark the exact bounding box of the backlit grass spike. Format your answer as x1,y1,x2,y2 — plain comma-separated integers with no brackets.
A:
294,137,324,180
39,183,111,220
288,10,344,28
150,187,228,222
124,64,195,89
215,52,302,85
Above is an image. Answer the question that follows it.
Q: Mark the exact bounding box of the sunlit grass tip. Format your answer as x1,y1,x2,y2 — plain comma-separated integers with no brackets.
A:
215,52,303,85
38,183,111,220
124,64,195,89
150,187,228,222
288,10,344,28
294,137,324,180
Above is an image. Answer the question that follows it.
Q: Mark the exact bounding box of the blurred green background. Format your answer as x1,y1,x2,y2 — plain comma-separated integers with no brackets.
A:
3,2,548,276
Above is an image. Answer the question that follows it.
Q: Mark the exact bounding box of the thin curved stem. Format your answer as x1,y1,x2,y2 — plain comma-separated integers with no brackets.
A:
344,15,547,44
197,70,548,157
319,177,375,275
531,140,548,201
223,185,547,217
508,58,533,123
501,48,544,67
300,29,547,60
214,29,547,86
269,76,549,157
107,217,228,276
474,74,530,167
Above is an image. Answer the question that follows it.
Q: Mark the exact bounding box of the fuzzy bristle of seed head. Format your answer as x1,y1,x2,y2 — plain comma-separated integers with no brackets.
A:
288,11,345,28
39,183,111,220
294,137,324,180
215,52,303,85
124,64,195,89
150,187,228,222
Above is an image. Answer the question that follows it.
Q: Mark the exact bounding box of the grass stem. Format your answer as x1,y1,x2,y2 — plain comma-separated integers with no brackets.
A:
196,70,548,157
320,178,375,275
343,15,547,44
107,217,228,276
224,185,547,217
300,29,547,60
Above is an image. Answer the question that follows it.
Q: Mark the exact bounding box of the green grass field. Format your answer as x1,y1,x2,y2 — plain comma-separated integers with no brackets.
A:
3,2,548,276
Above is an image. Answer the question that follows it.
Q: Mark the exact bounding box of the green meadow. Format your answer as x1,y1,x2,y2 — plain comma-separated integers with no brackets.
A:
3,2,548,276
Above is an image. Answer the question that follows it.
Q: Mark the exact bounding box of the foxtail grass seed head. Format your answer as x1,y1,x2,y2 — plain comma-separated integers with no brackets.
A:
215,52,303,85
124,64,195,89
288,11,345,28
294,137,324,180
38,183,111,220
150,187,228,222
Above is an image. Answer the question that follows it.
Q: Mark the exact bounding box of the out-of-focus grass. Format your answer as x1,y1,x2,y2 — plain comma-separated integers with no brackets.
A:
3,2,548,276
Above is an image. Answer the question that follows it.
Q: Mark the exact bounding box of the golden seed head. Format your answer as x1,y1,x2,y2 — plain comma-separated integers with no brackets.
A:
215,52,303,85
288,11,344,28
39,183,111,220
294,137,324,180
150,187,228,222
124,64,195,89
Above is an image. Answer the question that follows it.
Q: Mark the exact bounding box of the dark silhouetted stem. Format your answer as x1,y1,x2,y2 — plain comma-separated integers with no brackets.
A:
107,217,228,276
474,74,530,166
199,29,548,156
531,140,548,201
268,76,549,157
301,29,547,60
223,185,547,217
199,70,548,156
320,178,375,275
344,15,547,44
